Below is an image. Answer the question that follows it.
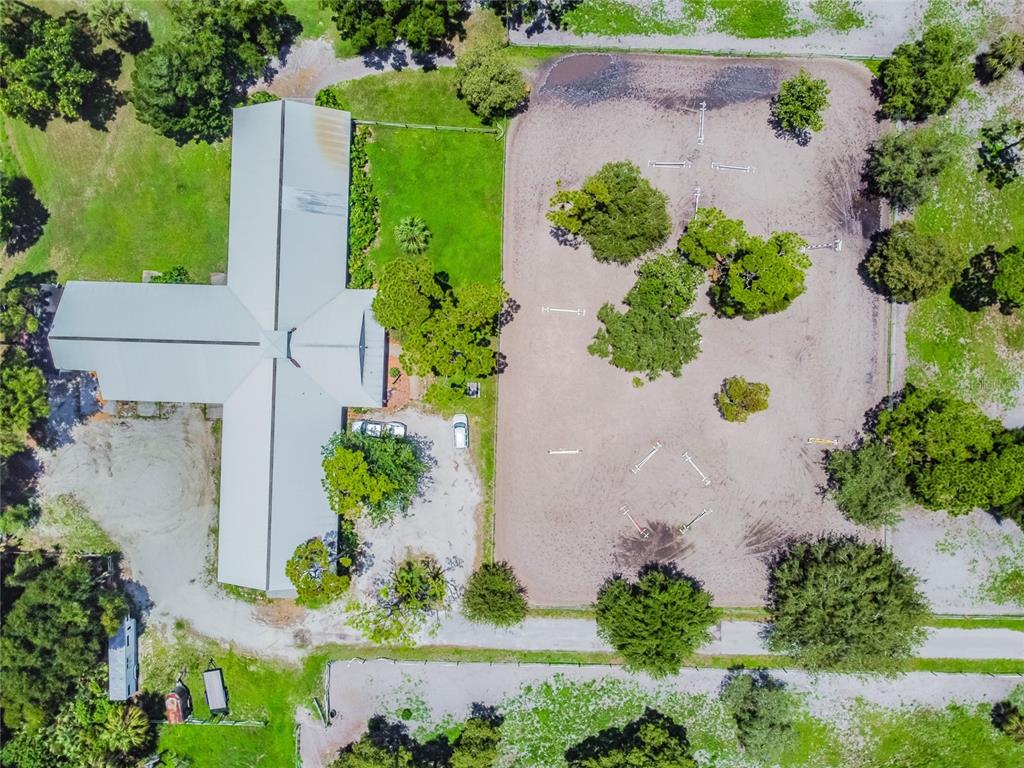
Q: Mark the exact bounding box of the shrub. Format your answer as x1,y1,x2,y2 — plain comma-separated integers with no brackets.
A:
547,161,671,264
246,90,280,105
454,43,529,121
865,127,956,210
715,377,770,422
878,25,973,121
994,245,1024,312
321,431,427,524
346,126,379,288
594,563,719,677
766,536,928,670
865,221,962,302
770,69,830,140
825,439,911,526
720,670,798,761
462,561,528,627
981,32,1024,82
285,537,351,607
978,119,1024,189
565,708,696,768
150,265,192,284
394,216,431,255
588,253,704,381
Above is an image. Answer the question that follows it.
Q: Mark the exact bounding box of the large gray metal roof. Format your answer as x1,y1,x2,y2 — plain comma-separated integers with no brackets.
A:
49,100,386,595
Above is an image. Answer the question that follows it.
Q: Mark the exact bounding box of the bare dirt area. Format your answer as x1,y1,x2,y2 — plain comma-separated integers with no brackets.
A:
496,54,887,607
299,659,1022,767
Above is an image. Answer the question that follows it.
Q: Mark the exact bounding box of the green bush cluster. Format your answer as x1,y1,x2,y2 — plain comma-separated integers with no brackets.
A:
322,0,463,54
865,221,961,302
588,252,704,381
877,25,973,121
548,161,671,264
348,555,449,645
321,430,427,525
454,43,530,122
766,536,929,670
566,708,696,768
462,561,528,627
150,265,193,284
677,207,810,319
715,376,770,422
865,126,956,211
346,126,380,288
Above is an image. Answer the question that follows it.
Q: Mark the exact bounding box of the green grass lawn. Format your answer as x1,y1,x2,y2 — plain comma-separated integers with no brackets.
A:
321,70,504,286
907,131,1024,409
558,0,867,39
146,633,325,768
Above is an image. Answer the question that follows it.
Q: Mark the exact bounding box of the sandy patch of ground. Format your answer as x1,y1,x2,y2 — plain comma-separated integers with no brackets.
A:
299,659,1023,767
34,404,481,658
890,508,1024,614
496,54,886,606
352,407,482,601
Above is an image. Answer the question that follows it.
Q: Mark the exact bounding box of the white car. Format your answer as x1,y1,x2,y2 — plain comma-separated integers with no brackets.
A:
351,420,407,438
452,413,469,450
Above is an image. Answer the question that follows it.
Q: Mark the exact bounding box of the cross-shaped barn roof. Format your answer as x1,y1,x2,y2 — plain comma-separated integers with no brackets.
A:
48,100,386,596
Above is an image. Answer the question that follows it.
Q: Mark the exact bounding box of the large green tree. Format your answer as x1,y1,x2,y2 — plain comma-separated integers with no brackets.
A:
462,561,528,627
321,431,427,524
770,69,830,140
372,258,506,384
875,386,1024,513
548,161,671,264
825,439,912,527
865,221,962,302
720,670,798,762
1,554,127,727
878,24,973,121
565,708,696,768
677,208,809,318
0,347,50,458
454,43,530,122
323,0,462,54
131,0,298,143
0,4,105,125
285,537,352,607
350,555,449,645
594,564,719,677
450,715,503,768
766,537,929,670
588,253,704,381
865,127,956,210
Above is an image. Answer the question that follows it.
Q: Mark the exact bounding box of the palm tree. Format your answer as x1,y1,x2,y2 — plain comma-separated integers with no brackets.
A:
100,703,151,755
87,0,133,43
394,217,431,255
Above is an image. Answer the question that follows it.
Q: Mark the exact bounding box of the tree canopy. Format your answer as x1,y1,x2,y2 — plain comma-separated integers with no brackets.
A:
770,69,830,140
978,119,1023,189
765,536,929,670
825,439,912,526
865,127,956,211
565,708,696,768
875,386,1024,514
462,561,528,627
454,43,530,122
994,245,1024,311
131,0,299,143
877,24,973,121
981,32,1024,82
372,258,507,384
0,4,107,126
323,0,462,54
1,347,50,458
321,431,427,525
588,252,704,381
865,221,962,302
677,207,810,319
350,556,449,645
1,554,127,727
720,670,798,761
285,537,352,607
548,161,671,264
715,376,770,422
594,563,719,677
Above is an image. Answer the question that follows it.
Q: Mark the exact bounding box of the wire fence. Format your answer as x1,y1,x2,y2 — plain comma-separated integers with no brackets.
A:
508,40,879,63
353,119,504,139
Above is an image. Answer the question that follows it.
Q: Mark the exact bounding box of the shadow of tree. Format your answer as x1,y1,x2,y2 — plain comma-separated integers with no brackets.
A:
564,707,690,765
951,246,1001,312
3,177,49,255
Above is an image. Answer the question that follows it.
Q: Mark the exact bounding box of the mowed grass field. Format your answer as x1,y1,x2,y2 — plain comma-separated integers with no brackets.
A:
318,70,504,287
906,129,1024,409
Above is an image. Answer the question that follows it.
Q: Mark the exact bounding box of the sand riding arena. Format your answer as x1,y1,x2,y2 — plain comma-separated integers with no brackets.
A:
495,53,887,607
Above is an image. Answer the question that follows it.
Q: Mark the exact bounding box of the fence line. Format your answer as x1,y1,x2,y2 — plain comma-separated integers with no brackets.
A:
508,40,878,63
353,119,504,139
